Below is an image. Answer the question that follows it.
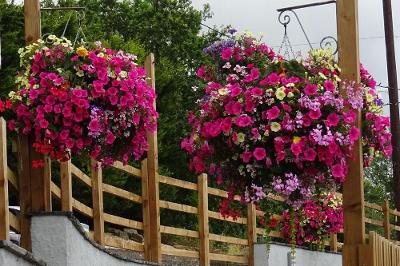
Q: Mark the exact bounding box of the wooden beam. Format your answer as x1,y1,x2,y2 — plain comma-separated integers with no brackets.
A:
17,135,31,250
60,160,72,211
24,0,41,44
383,200,391,239
336,0,365,265
0,118,9,240
198,173,210,266
143,53,161,263
91,160,104,245
247,203,257,266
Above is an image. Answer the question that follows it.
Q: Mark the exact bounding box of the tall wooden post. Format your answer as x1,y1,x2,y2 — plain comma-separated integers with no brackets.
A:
60,160,73,211
337,0,365,265
91,159,104,245
198,173,210,266
247,203,257,266
143,53,161,263
0,118,9,240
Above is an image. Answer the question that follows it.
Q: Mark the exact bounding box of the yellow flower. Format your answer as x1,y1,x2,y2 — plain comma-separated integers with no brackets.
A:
366,93,374,103
293,136,301,144
237,133,245,143
76,46,88,57
287,92,294,98
270,122,281,132
276,87,286,100
218,87,229,95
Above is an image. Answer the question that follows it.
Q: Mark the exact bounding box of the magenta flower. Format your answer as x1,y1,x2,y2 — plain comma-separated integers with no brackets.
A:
39,119,49,129
235,115,252,127
326,113,339,127
89,119,101,132
304,84,318,96
242,151,252,163
304,148,317,161
221,48,233,61
349,127,360,142
266,106,280,120
308,109,322,120
253,148,266,160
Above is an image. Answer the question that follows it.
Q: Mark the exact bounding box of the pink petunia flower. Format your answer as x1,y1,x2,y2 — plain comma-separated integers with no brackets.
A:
304,84,318,96
235,115,252,127
253,148,266,160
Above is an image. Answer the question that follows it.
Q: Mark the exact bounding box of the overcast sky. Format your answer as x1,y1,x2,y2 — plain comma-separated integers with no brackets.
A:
191,0,400,108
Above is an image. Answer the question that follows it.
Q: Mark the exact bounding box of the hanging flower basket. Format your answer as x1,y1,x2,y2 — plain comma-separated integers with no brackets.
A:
3,36,157,166
182,33,391,214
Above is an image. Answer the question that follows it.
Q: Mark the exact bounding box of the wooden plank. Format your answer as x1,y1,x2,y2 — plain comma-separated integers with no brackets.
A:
160,225,199,238
112,161,142,178
256,228,283,238
208,210,247,225
91,160,104,245
0,118,9,240
337,1,364,265
7,167,18,190
103,234,144,252
103,213,144,230
144,53,161,264
247,203,257,266
141,160,151,259
159,174,198,191
51,181,61,198
330,233,338,252
159,200,197,214
17,135,31,250
198,173,209,266
365,202,384,211
9,211,20,232
365,218,384,227
72,199,93,218
60,160,72,211
209,253,248,264
208,187,241,201
43,157,52,211
383,200,391,239
389,208,400,217
209,234,248,246
103,183,142,204
71,164,91,187
161,245,199,258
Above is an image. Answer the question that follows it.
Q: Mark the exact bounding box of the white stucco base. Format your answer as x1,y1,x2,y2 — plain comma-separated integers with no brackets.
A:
255,242,342,266
31,214,154,266
0,240,45,266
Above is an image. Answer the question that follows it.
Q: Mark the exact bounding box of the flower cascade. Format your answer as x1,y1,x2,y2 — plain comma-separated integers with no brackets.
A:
5,36,157,165
182,33,391,214
281,193,343,247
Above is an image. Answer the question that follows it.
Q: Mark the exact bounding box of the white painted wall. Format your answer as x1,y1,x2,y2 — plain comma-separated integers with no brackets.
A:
31,215,153,266
0,240,44,266
255,243,342,266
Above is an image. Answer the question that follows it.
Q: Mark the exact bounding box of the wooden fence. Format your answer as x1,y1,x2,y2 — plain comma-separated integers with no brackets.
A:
359,232,400,266
0,53,398,265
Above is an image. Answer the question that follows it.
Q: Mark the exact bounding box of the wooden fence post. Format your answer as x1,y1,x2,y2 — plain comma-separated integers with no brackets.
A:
330,233,338,252
247,203,257,266
143,53,161,263
17,135,31,250
383,200,391,239
0,118,9,240
337,0,365,265
198,173,209,266
60,160,72,211
91,159,104,245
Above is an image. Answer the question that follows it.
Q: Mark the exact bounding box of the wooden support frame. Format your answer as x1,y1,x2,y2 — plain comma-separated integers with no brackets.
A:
0,118,9,240
247,203,257,266
337,0,365,265
91,159,104,245
143,53,162,263
198,173,209,266
60,160,73,211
